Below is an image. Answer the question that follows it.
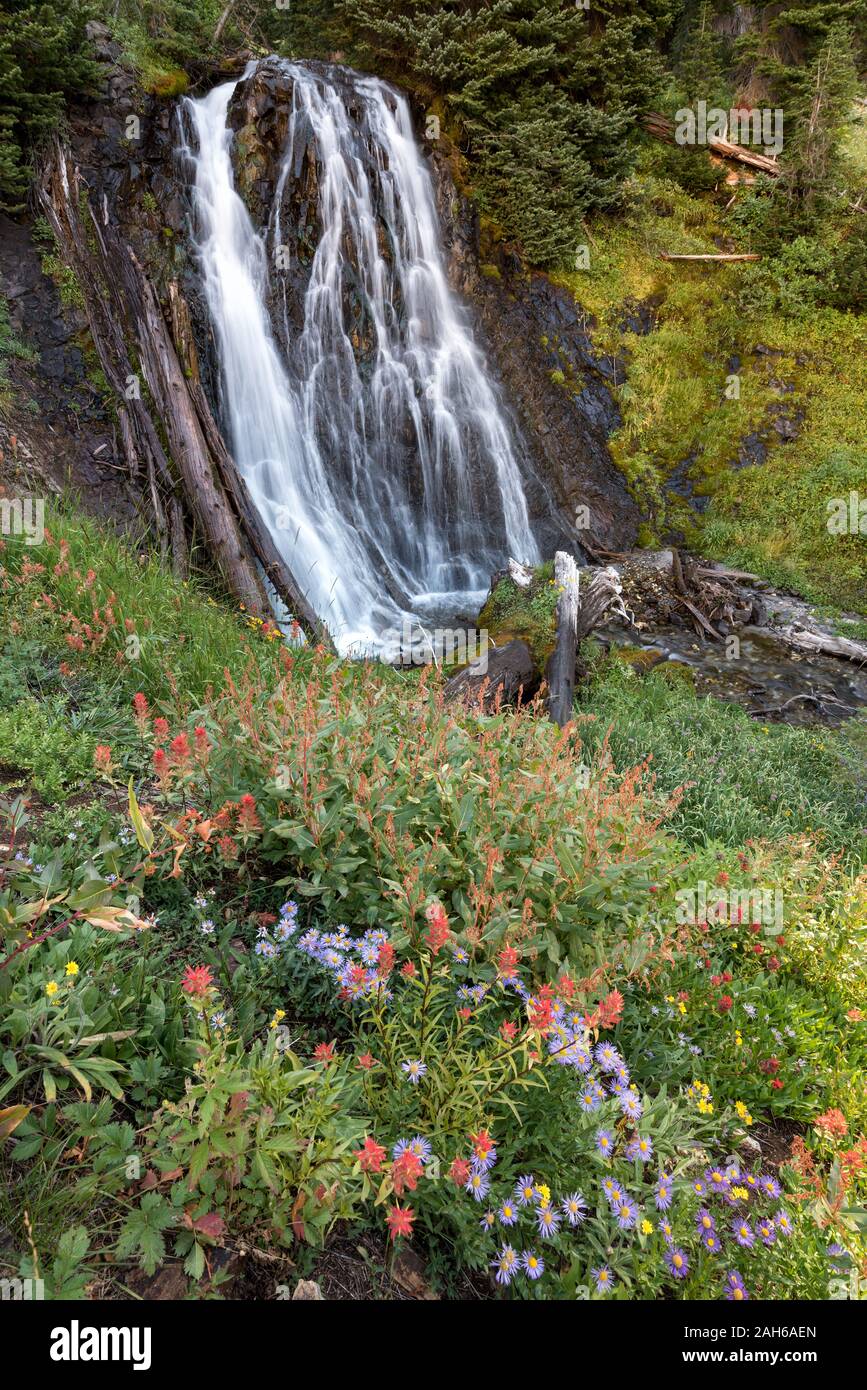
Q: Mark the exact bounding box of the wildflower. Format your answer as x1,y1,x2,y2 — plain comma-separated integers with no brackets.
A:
592,1266,613,1294
237,793,261,834
696,1209,716,1235
169,732,191,768
401,961,416,978
626,1135,653,1164
815,1108,848,1139
377,942,395,977
561,1193,586,1227
466,1170,491,1202
313,1041,336,1065
398,1136,433,1165
619,1088,643,1121
580,1086,602,1113
515,1175,537,1206
45,980,59,997
534,1183,551,1207
492,1244,518,1286
479,1210,496,1232
655,1175,674,1211
500,1019,517,1043
153,747,170,784
658,1217,674,1243
666,1247,689,1279
758,1219,776,1245
424,901,450,956
705,1167,730,1195
268,1008,286,1029
354,1137,387,1173
497,945,520,980
357,1052,376,1070
731,1219,755,1248
775,1209,793,1236
449,1157,471,1187
181,964,213,997
595,1128,614,1156
210,1010,227,1030
132,692,149,726
760,1176,781,1200
498,1201,519,1228
536,1204,561,1239
386,1204,415,1243
470,1129,497,1169
724,1271,749,1302
93,744,112,772
64,961,79,977
401,1058,427,1084
717,995,733,1013
702,1232,720,1253
615,1197,638,1231
522,1250,545,1280
153,716,169,741
194,726,210,761
640,1219,653,1236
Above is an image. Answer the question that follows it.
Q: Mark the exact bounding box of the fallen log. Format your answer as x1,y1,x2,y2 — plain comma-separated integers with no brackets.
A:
755,625,867,666
643,113,782,176
547,551,581,727
660,252,761,263
442,639,536,712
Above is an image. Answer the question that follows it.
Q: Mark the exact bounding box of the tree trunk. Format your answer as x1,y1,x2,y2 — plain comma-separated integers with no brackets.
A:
547,551,581,727
442,640,536,711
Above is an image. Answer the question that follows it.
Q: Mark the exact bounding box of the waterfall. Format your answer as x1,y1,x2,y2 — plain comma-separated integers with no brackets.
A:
182,61,541,654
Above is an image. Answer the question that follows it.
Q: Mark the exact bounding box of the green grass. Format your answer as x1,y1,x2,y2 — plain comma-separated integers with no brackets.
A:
576,653,867,861
559,152,867,610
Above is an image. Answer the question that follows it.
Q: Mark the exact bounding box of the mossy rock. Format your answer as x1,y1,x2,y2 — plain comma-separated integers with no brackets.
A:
613,645,666,674
143,68,190,99
478,562,559,667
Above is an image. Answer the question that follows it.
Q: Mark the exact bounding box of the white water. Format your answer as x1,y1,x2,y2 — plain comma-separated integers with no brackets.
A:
183,61,540,653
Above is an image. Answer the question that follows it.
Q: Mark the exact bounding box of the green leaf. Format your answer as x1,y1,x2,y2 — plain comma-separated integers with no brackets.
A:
128,778,154,853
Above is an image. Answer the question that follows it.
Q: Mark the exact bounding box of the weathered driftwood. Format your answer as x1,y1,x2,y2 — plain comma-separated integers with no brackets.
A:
547,551,581,727
38,142,327,643
508,557,534,588
755,625,867,666
442,640,536,712
643,113,782,176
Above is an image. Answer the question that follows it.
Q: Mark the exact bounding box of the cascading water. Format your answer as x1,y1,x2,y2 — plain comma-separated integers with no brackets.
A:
182,60,542,654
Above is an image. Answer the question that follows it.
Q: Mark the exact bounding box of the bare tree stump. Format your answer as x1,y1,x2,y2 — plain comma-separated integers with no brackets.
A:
443,640,536,712
547,551,581,727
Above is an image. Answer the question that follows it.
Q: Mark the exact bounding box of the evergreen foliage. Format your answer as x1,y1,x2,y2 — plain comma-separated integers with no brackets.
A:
0,1,99,210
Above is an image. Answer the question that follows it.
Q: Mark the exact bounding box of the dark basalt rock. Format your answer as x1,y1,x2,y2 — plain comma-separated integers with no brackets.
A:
429,148,640,555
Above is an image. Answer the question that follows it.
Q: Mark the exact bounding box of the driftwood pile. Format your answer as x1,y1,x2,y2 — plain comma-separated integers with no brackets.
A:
38,141,326,643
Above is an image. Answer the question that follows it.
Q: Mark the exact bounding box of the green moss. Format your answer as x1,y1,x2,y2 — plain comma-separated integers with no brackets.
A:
142,67,189,98
478,563,558,666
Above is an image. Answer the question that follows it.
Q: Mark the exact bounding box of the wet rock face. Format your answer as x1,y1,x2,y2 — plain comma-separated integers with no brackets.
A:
429,149,640,555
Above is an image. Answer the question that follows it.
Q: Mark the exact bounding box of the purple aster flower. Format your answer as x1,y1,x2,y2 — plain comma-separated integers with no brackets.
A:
536,1204,561,1240
758,1219,776,1245
655,1174,674,1210
658,1217,675,1244
561,1192,586,1226
401,1058,427,1084
498,1200,519,1228
466,1170,491,1202
626,1134,654,1164
619,1088,643,1121
480,1210,496,1231
515,1174,537,1206
695,1208,716,1235
760,1176,781,1200
595,1128,614,1156
705,1166,730,1195
492,1244,518,1286
702,1231,721,1254
725,1271,749,1302
580,1086,602,1113
595,1043,622,1072
731,1218,755,1248
592,1265,614,1294
614,1196,638,1230
775,1209,793,1236
522,1250,545,1280
666,1247,689,1279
